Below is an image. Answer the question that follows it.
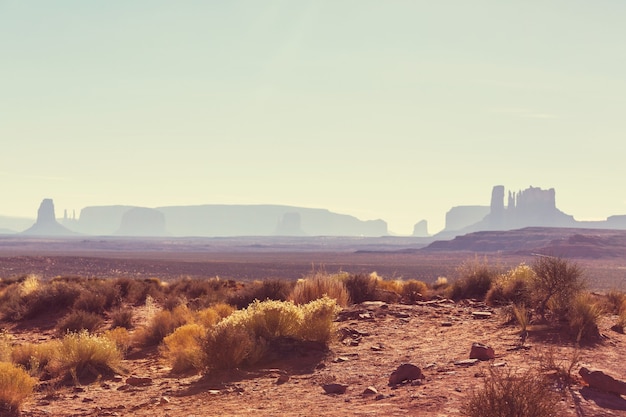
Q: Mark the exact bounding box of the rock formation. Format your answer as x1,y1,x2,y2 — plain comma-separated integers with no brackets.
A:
21,199,77,236
412,220,429,237
116,208,167,236
275,212,306,236
444,206,490,232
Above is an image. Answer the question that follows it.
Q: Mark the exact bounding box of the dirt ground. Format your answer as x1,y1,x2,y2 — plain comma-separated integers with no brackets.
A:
10,300,626,417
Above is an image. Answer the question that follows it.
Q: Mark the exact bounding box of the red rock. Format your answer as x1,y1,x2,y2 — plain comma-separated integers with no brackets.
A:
322,383,348,394
126,376,153,386
389,363,423,386
470,342,495,361
579,367,626,396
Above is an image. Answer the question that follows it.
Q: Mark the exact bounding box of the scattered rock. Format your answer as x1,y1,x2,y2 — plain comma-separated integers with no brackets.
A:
322,383,348,394
470,342,495,361
610,324,624,334
334,356,351,363
579,367,626,396
454,359,479,366
208,390,221,395
159,396,170,405
117,384,130,391
471,311,492,319
276,374,290,385
126,376,153,386
492,362,506,367
441,322,453,327
363,386,378,395
389,363,424,386
82,397,94,403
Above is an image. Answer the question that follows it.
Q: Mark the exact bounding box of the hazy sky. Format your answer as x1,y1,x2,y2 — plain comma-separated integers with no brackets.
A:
2,1,626,234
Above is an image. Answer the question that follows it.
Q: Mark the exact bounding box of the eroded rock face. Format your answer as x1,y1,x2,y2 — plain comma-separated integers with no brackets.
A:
37,198,56,224
116,207,167,236
21,199,76,236
412,220,429,237
579,367,626,396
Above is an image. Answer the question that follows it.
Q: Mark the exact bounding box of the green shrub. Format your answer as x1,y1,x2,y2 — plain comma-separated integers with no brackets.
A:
49,330,122,384
462,367,559,417
290,273,349,306
0,362,36,416
57,310,104,335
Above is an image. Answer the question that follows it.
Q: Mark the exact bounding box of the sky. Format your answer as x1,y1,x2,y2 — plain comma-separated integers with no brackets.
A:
2,1,626,235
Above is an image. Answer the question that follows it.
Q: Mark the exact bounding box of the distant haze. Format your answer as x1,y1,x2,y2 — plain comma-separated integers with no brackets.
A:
2,1,625,234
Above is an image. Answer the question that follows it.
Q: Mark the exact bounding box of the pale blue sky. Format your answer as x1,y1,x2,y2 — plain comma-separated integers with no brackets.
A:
2,1,625,234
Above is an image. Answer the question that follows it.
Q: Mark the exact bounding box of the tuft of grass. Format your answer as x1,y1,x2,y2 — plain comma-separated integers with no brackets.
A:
102,327,132,357
568,293,603,342
0,362,36,416
343,273,379,304
449,258,498,301
512,304,530,332
297,295,340,344
161,323,206,373
462,367,559,417
110,307,134,329
289,273,349,306
11,340,60,378
401,280,428,303
486,264,535,306
49,330,122,384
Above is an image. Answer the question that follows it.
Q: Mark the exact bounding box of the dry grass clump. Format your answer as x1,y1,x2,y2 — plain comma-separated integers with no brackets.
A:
161,323,206,373
195,303,235,328
228,279,294,309
462,367,559,417
49,330,122,384
110,307,134,329
343,273,379,304
0,278,82,321
135,304,194,347
567,293,603,342
449,258,499,301
201,297,339,372
102,327,132,356
486,264,535,306
531,256,585,320
0,362,36,416
400,279,428,303
11,341,60,378
290,273,349,306
56,310,104,335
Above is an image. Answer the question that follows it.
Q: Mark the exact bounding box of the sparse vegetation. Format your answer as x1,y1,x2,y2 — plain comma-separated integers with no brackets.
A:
462,367,559,417
531,256,585,320
0,362,36,416
56,310,104,334
289,273,349,306
486,264,535,306
449,258,499,301
134,304,194,347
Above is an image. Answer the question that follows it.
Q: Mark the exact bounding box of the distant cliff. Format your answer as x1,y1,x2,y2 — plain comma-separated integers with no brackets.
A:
68,204,387,237
21,199,77,236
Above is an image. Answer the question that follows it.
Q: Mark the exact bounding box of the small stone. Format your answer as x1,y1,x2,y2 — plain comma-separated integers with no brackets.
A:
322,383,348,394
208,390,221,395
454,359,479,366
389,363,424,386
117,384,130,391
334,357,350,363
159,397,170,405
363,386,378,395
126,376,153,386
471,311,492,319
82,397,94,403
276,375,290,385
441,322,453,327
470,342,495,361
492,362,506,367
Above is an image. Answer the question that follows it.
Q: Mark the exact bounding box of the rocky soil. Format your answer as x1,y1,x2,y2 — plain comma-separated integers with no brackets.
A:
11,300,626,417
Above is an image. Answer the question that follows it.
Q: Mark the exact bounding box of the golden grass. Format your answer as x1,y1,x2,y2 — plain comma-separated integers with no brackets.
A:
290,273,349,306
0,362,36,416
161,323,206,373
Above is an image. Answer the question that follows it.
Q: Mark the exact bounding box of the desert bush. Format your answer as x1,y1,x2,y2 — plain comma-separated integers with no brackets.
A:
0,362,36,416
0,334,11,363
462,367,559,417
49,330,122,384
290,273,349,306
297,296,341,343
110,307,134,329
228,279,295,309
604,289,626,314
512,304,530,332
73,280,120,313
449,258,498,301
113,277,165,306
161,323,206,373
135,305,194,347
531,256,585,320
486,264,535,306
401,280,428,303
11,340,60,377
201,297,338,371
102,327,132,356
343,273,379,304
57,310,104,334
567,293,603,342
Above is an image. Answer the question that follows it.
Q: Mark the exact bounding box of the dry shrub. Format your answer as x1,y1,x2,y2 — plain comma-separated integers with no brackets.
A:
0,362,36,416
486,264,535,306
57,310,104,335
290,273,349,306
73,281,119,314
161,323,206,373
343,273,379,304
297,296,340,343
228,279,295,309
49,330,122,384
462,367,559,417
195,303,235,328
114,277,163,306
568,293,603,342
110,307,134,329
401,280,428,303
604,289,626,314
201,297,338,371
135,305,194,347
0,279,81,321
11,341,60,378
102,327,132,356
512,304,530,332
531,256,585,320
449,258,498,301
0,334,11,363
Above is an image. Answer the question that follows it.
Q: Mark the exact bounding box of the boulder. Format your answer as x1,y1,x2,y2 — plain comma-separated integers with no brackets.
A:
579,367,626,396
322,383,348,394
389,363,423,386
469,342,495,361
